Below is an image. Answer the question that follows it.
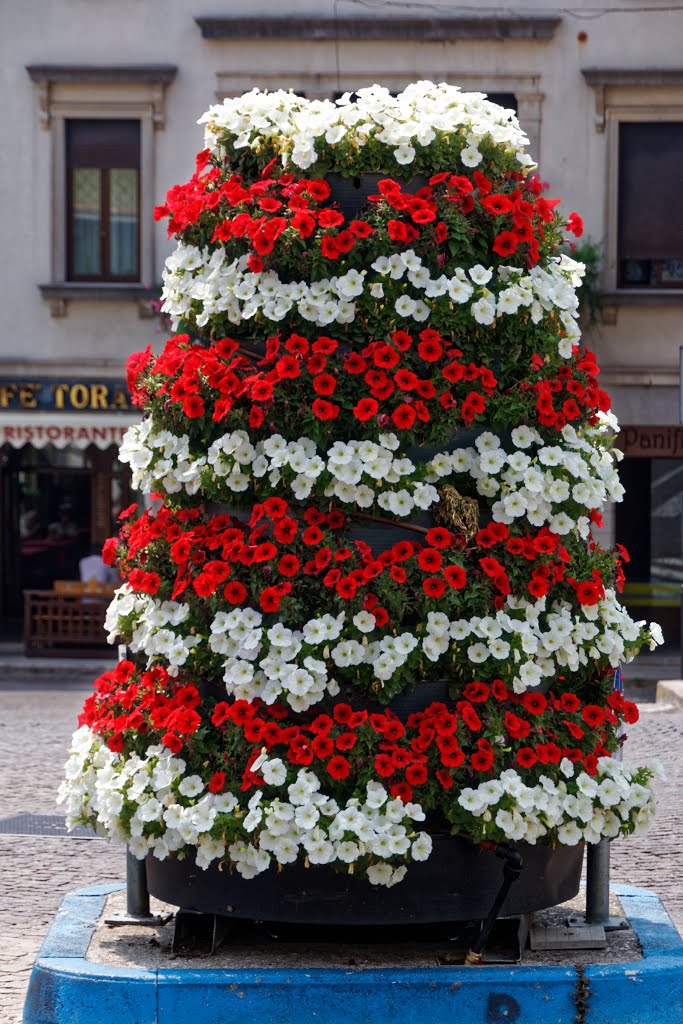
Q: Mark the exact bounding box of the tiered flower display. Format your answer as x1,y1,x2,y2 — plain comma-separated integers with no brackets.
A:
60,83,662,888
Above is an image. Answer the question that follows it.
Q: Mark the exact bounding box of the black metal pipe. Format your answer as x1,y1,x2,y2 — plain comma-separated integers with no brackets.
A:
126,848,151,918
465,845,524,964
585,841,611,924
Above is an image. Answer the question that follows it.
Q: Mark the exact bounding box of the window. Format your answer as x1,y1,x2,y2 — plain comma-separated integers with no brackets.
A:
67,119,141,282
583,69,683,301
26,64,176,315
618,122,683,288
615,456,683,653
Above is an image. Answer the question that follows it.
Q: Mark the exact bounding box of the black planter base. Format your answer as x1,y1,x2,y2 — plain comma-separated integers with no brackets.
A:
146,837,583,925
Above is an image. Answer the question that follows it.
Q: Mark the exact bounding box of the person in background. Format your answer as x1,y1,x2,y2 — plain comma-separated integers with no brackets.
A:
48,502,78,540
20,502,42,539
79,543,120,585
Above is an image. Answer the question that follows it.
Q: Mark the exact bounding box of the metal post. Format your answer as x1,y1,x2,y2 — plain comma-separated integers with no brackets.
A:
105,847,172,927
103,646,173,927
585,841,610,923
127,848,150,918
585,841,627,931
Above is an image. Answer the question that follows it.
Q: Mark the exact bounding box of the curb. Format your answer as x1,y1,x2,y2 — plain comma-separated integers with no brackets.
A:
656,679,683,711
23,883,683,1024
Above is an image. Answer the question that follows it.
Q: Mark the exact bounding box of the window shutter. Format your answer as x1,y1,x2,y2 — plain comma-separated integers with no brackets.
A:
66,120,140,169
618,122,683,261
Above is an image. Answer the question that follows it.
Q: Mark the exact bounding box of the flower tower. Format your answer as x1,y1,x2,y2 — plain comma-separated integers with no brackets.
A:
60,84,662,923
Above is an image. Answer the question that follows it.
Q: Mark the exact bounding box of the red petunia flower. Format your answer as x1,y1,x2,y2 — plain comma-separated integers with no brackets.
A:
336,576,357,599
444,565,467,589
313,373,337,396
374,753,395,778
223,580,247,604
278,554,301,577
311,734,335,759
259,586,283,613
405,764,428,786
417,339,442,362
302,525,323,546
492,231,519,257
320,236,340,259
353,397,379,422
418,548,443,573
463,681,489,703
311,398,340,421
516,747,537,768
344,352,367,374
390,781,414,802
566,211,584,237
582,705,606,728
425,527,452,549
522,692,548,715
327,754,351,780
422,577,446,598
387,220,409,242
182,394,205,419
392,403,417,430
335,731,358,751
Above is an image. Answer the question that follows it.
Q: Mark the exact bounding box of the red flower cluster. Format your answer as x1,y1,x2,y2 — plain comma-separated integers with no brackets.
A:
127,326,499,439
428,169,561,266
524,348,611,431
79,660,202,754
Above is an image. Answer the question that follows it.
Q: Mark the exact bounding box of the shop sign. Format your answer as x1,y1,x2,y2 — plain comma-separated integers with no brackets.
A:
618,425,683,458
0,379,131,412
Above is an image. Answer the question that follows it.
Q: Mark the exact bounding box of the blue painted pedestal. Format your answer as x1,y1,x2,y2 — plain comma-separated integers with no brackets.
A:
23,883,683,1024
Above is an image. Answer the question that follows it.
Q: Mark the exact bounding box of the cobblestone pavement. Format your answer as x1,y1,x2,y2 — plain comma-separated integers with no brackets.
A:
0,682,681,1024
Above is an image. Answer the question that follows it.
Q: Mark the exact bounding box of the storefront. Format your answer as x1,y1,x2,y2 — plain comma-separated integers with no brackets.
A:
0,378,139,638
615,425,683,653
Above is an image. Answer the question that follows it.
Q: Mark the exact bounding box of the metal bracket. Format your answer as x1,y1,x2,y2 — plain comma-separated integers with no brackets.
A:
105,911,173,928
529,921,607,950
567,913,629,933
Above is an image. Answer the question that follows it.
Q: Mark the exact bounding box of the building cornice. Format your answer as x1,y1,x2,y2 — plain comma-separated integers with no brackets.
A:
582,68,683,88
195,15,561,42
26,64,177,85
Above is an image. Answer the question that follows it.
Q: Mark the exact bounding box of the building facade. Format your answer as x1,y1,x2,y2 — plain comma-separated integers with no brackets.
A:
2,0,683,644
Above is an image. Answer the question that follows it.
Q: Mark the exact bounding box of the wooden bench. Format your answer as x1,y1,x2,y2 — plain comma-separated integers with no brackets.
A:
23,582,117,657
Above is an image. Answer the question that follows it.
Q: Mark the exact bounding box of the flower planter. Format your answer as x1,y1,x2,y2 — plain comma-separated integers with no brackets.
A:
62,85,660,939
145,837,583,925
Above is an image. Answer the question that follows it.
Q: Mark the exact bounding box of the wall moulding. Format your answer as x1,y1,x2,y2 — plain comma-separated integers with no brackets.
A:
26,65,177,129
197,16,561,42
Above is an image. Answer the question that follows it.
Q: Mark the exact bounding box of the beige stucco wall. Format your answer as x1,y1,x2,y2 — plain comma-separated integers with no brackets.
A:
2,0,683,413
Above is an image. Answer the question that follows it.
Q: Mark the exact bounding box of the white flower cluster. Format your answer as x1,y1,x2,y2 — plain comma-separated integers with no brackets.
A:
234,765,430,884
58,729,432,885
456,757,657,845
198,81,531,171
121,417,621,536
442,593,651,692
425,424,624,539
104,587,201,674
106,578,655,704
160,243,582,357
120,424,441,516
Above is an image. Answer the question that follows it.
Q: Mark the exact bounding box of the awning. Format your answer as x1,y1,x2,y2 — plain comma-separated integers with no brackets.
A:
0,413,141,450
